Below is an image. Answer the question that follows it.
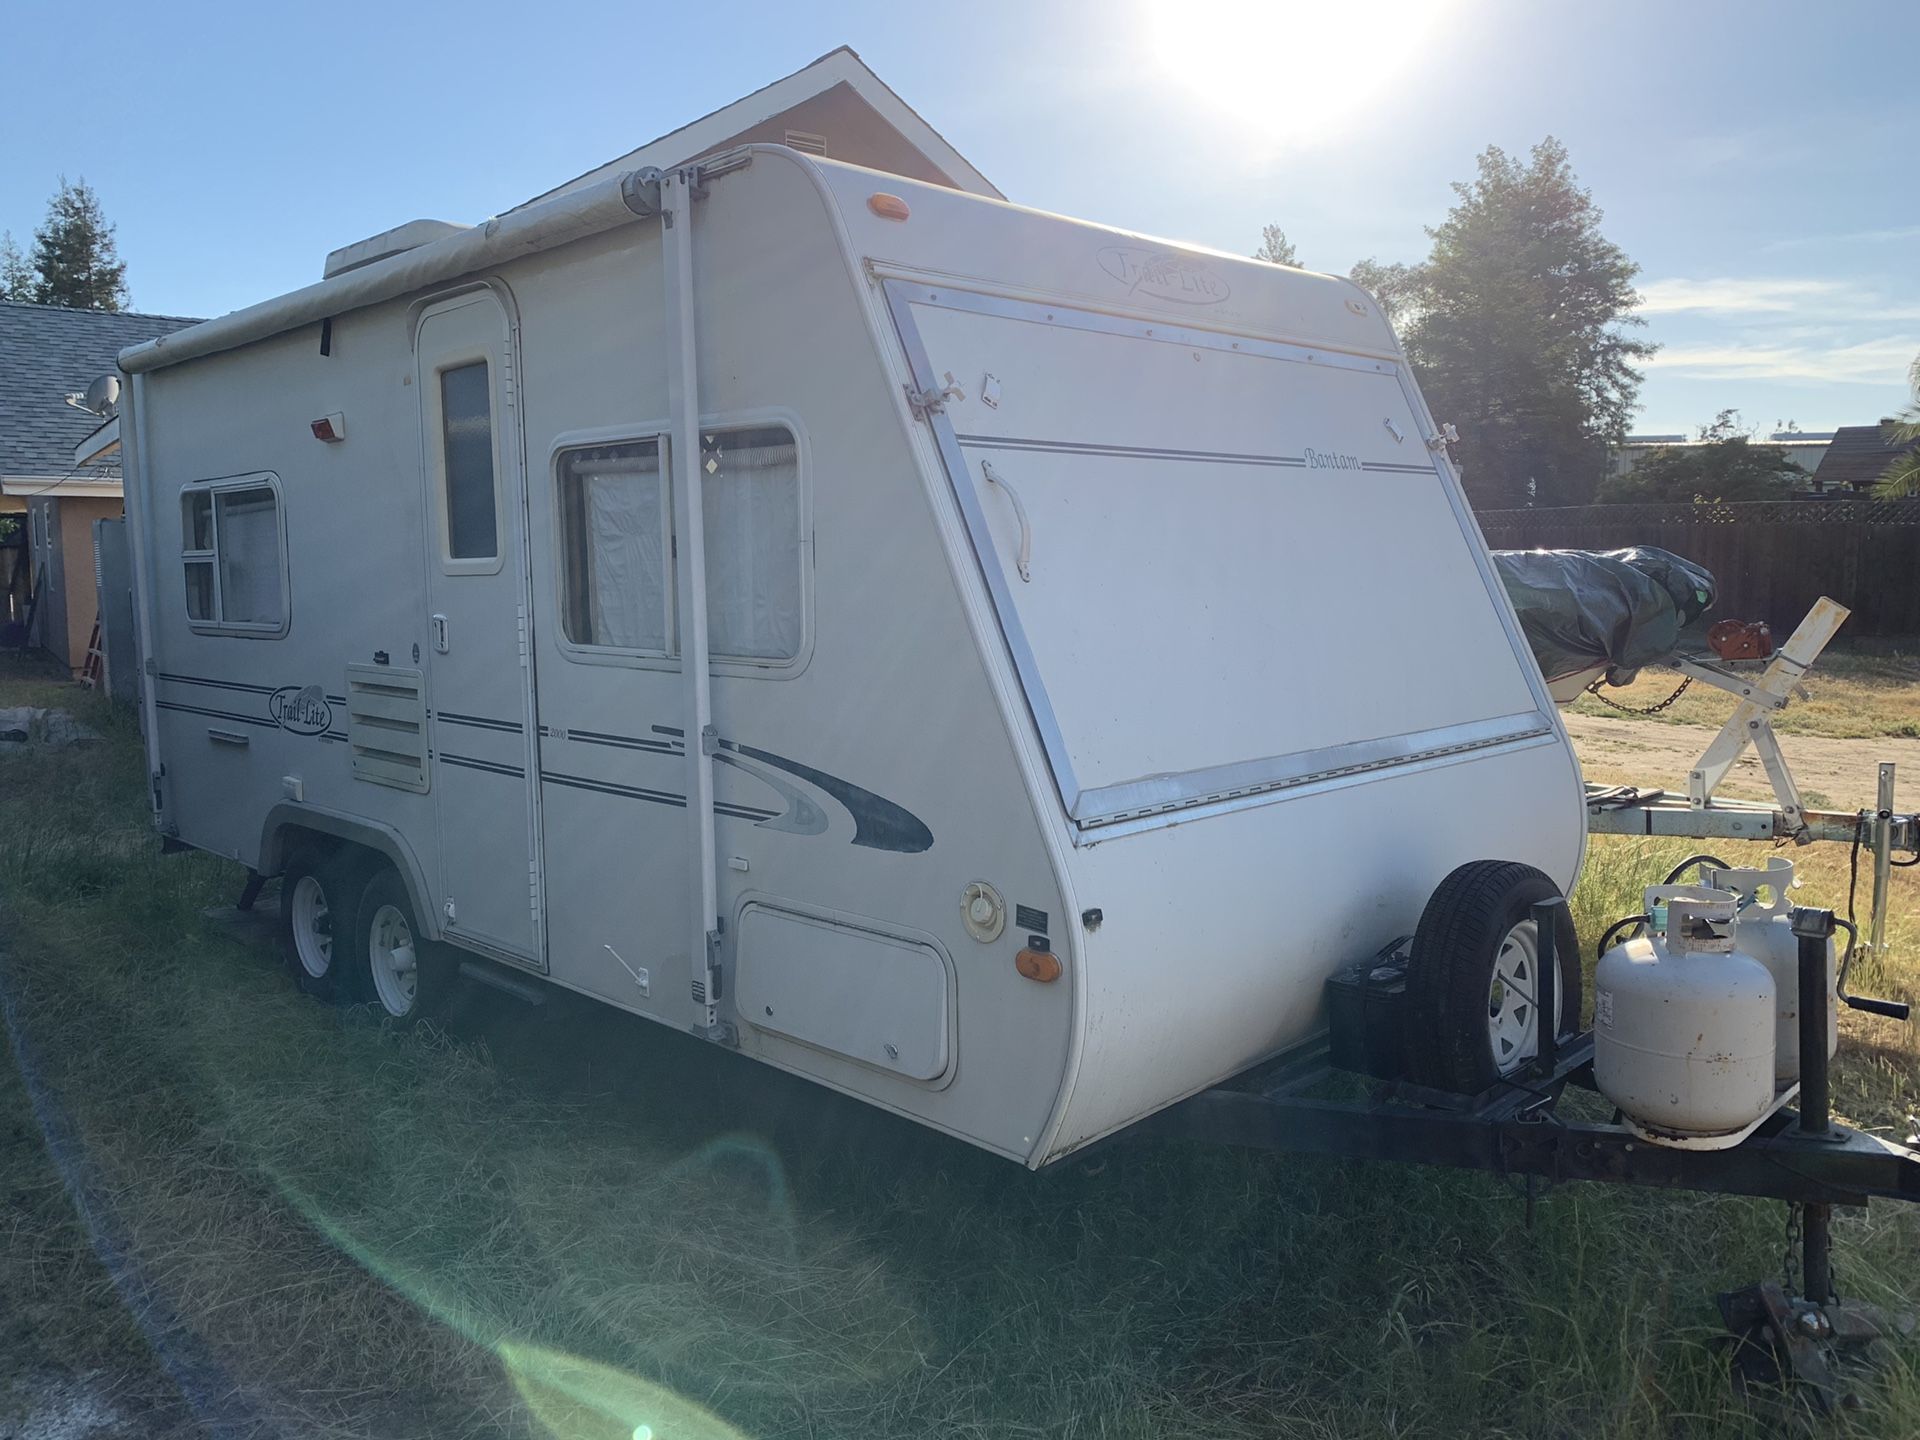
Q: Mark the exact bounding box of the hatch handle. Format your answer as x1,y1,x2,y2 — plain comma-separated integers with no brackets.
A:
980,460,1032,582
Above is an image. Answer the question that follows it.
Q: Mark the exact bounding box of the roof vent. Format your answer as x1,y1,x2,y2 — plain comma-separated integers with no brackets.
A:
324,219,473,279
783,130,829,157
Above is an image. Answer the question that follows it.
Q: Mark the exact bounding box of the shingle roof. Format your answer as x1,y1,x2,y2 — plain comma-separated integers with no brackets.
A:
1814,422,1920,493
0,300,200,480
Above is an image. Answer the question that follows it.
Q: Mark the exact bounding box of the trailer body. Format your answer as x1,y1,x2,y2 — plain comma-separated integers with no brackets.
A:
121,148,1586,1166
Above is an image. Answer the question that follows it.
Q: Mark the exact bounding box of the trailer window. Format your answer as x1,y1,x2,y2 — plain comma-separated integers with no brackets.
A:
702,424,801,663
179,478,286,633
439,361,499,561
556,439,670,651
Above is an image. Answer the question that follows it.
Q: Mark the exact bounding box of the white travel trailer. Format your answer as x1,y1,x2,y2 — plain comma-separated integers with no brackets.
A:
118,146,1588,1169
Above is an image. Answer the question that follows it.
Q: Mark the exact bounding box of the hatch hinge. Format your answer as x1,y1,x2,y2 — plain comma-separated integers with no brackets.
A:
905,371,965,422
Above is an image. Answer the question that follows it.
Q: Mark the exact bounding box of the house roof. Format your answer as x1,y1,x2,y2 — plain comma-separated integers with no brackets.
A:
0,300,200,485
518,46,1000,210
1814,422,1920,492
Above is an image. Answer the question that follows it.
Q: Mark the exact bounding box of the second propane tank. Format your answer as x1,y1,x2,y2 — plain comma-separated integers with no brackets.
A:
1700,856,1837,1084
1594,886,1778,1141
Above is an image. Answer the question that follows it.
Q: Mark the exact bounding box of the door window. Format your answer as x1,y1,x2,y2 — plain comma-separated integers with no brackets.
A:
439,361,499,562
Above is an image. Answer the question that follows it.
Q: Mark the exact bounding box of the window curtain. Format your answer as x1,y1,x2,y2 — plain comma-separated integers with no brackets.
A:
570,444,668,650
214,489,283,625
703,430,800,661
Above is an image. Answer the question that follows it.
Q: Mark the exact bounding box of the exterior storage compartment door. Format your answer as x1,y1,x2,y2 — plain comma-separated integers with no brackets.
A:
735,903,953,1083
885,283,1557,833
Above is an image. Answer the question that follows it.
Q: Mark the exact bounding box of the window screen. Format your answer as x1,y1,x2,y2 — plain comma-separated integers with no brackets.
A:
557,439,669,650
702,425,801,662
440,361,498,560
180,481,285,630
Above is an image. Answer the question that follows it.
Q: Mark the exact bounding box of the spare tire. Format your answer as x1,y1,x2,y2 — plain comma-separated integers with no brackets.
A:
1404,859,1581,1094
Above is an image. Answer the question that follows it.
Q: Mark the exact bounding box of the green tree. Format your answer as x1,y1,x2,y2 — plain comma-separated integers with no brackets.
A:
1361,138,1653,508
1252,223,1299,267
1872,353,1920,499
29,177,128,311
1596,410,1802,503
0,231,32,300
1348,256,1423,330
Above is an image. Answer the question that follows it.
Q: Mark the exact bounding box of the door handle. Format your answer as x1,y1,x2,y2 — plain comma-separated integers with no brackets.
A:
431,614,450,654
979,460,1032,583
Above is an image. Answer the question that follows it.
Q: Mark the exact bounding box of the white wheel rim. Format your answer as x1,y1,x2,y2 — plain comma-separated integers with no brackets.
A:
1487,918,1561,1074
368,903,419,1017
290,874,333,979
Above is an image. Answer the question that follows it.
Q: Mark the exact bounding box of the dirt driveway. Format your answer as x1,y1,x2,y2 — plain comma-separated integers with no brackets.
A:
1563,711,1920,810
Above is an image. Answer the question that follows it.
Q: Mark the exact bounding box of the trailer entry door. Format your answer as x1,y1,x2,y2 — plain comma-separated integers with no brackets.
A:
416,292,543,963
886,283,1555,833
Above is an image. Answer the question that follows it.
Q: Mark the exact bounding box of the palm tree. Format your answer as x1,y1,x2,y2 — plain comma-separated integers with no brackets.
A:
1873,352,1920,498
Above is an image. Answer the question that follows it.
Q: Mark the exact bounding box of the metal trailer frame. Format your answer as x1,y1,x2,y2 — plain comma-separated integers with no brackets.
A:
1128,902,1920,1414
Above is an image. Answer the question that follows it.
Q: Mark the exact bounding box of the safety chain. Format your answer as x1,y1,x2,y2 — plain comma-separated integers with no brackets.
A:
1584,674,1694,716
1783,1202,1801,1297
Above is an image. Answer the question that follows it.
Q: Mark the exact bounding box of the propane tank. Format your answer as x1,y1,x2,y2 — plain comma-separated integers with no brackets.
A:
1594,886,1777,1140
1699,856,1837,1084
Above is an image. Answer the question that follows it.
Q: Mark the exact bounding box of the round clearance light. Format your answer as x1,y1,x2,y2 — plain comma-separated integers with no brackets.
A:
868,192,911,222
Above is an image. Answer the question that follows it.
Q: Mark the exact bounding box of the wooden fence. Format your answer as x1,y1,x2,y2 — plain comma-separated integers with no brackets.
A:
1474,499,1920,638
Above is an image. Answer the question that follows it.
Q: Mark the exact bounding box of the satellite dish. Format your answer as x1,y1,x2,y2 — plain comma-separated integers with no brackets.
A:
82,373,121,417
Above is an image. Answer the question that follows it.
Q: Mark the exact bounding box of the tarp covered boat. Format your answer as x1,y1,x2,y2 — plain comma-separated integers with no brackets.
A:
1493,547,1716,703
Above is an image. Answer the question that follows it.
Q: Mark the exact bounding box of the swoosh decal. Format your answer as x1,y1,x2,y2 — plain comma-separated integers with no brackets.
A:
723,741,934,854
712,752,831,837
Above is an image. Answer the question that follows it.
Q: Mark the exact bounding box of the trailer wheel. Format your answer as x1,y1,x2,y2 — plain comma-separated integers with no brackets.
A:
279,848,370,1001
355,868,445,1023
1405,860,1581,1094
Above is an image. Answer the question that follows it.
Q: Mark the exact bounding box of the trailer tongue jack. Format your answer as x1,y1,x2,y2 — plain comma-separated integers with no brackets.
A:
1717,907,1917,1416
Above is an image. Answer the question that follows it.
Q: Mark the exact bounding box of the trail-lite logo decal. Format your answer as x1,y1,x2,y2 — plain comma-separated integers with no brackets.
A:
268,684,333,736
1095,246,1231,307
1305,447,1362,471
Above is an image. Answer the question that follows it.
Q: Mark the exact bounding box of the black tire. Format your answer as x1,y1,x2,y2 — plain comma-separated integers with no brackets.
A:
278,848,372,1001
351,867,450,1024
1404,860,1581,1094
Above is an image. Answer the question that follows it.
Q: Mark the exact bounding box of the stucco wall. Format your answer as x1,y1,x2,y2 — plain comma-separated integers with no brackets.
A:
30,494,121,672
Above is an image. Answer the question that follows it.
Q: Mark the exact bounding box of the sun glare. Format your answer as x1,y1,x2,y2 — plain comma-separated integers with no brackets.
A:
1138,0,1457,153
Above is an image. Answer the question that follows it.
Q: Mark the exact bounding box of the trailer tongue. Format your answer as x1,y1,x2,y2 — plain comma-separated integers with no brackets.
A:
1136,891,1919,1415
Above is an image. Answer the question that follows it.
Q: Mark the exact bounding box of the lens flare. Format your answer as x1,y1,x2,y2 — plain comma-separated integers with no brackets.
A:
1136,0,1457,153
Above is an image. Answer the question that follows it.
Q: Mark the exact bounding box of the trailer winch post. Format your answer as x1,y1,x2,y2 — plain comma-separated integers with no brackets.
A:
1792,905,1838,1303
1870,763,1896,962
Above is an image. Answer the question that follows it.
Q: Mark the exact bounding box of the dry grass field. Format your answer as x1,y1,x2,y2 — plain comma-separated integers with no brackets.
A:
3,647,1919,1439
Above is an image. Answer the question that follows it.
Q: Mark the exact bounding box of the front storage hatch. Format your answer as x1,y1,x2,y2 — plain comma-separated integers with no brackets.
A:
885,282,1555,832
735,903,953,1082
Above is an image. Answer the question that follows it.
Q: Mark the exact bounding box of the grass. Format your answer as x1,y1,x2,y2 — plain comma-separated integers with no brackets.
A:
3,647,1920,1438
1568,644,1920,739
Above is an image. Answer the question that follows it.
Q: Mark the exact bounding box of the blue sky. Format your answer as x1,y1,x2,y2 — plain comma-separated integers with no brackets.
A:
6,0,1915,434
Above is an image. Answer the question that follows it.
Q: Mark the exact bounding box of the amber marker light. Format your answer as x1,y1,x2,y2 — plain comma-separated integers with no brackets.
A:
867,193,911,221
1015,948,1061,983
